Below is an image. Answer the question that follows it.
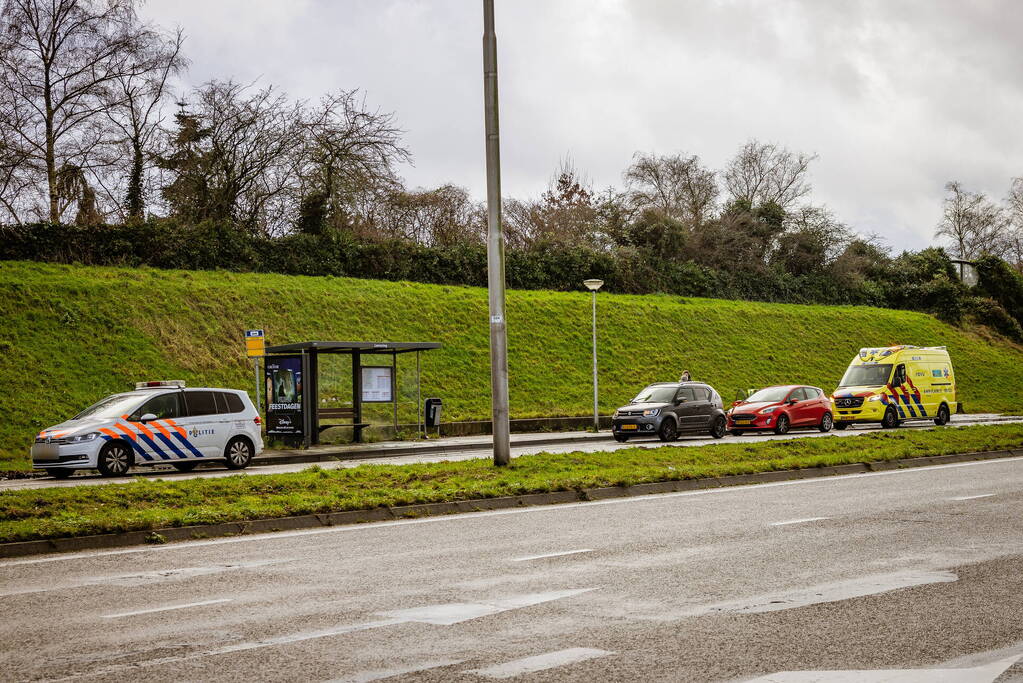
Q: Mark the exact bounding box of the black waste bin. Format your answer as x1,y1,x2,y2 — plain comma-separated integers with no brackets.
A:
425,398,443,429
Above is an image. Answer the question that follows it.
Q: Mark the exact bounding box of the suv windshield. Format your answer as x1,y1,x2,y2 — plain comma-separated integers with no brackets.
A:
744,387,791,403
73,393,144,420
632,385,677,404
840,364,892,387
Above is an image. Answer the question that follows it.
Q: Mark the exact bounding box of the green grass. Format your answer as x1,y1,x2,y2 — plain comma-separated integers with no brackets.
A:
2,260,1023,470
1,423,1021,544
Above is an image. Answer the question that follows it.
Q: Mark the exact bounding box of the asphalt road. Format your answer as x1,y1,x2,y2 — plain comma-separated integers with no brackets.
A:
3,455,1023,681
6,414,1020,492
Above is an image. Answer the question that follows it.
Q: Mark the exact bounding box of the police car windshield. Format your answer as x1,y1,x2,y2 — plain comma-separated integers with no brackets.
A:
73,393,143,420
632,386,677,404
840,364,892,387
745,387,791,403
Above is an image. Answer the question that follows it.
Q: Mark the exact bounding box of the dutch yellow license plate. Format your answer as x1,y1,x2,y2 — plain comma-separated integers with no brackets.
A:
735,419,753,425
621,424,638,430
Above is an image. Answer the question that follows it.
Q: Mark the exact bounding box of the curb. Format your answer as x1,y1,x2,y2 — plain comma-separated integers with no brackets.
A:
2,448,1021,559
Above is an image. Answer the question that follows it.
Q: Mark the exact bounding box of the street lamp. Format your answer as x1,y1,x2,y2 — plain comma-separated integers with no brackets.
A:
583,279,604,431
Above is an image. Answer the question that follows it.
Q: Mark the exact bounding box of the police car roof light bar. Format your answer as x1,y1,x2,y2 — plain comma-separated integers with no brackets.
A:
135,380,186,390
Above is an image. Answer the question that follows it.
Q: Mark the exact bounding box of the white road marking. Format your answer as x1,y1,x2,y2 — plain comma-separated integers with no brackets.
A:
51,589,595,681
0,559,290,596
376,588,595,625
5,454,1023,569
511,548,594,562
328,659,463,683
770,517,830,526
467,648,614,679
684,569,958,616
745,653,1022,682
948,493,995,501
101,598,232,619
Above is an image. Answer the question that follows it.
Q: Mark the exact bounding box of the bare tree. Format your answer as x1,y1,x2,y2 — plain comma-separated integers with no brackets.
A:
1000,177,1023,269
374,184,483,246
723,140,817,210
159,81,303,234
297,90,410,234
0,0,171,222
100,27,186,222
936,181,1007,260
502,159,598,250
624,152,718,225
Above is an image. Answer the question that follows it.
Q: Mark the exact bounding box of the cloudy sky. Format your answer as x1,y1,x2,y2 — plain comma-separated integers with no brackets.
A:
140,0,1022,251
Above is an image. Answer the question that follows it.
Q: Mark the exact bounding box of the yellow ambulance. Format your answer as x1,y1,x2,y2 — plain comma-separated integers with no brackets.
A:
831,345,956,430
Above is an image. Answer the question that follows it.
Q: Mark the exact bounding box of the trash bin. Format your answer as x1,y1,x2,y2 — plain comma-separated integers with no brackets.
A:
425,398,443,429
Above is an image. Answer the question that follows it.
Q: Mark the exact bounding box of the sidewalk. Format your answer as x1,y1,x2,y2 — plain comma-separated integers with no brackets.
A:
254,412,1017,467
254,429,610,466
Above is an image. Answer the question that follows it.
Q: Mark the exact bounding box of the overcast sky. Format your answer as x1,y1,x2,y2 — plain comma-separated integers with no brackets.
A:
140,0,1022,252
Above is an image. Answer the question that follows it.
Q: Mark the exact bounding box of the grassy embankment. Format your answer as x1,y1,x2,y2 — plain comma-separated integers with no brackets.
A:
1,423,1021,544
2,260,1023,470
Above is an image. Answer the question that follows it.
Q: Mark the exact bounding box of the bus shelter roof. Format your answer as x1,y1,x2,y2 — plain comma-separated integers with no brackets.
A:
264,341,441,355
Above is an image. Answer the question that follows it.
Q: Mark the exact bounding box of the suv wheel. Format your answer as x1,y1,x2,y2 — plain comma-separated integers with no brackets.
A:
224,437,253,470
773,414,790,435
97,441,132,477
710,415,727,439
881,406,900,429
819,412,834,433
934,404,950,426
658,419,678,442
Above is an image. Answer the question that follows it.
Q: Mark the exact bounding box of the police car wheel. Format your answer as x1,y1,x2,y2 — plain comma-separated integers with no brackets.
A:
172,462,199,472
224,437,253,470
934,404,950,426
46,468,74,480
97,441,132,477
819,412,834,433
881,407,900,429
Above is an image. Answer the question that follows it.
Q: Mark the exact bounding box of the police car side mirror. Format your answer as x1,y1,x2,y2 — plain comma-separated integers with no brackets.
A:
140,413,157,423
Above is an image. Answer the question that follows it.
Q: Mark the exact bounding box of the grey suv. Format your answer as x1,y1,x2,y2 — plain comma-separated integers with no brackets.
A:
611,382,728,442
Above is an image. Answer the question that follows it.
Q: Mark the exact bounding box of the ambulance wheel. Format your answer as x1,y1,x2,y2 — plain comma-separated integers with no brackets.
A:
613,434,629,443
834,422,849,430
710,415,727,439
224,437,253,470
819,412,834,433
97,441,133,477
658,419,678,442
730,429,745,436
934,403,951,426
773,414,790,435
46,468,74,480
881,407,900,429
172,462,199,472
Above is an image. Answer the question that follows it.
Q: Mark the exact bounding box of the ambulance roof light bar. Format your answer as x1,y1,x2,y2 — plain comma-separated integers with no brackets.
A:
134,380,186,390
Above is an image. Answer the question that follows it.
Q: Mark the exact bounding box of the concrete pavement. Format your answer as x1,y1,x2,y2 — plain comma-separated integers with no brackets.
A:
3,453,1023,680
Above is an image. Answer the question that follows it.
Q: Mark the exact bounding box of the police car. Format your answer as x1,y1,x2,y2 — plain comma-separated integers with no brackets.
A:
32,381,263,479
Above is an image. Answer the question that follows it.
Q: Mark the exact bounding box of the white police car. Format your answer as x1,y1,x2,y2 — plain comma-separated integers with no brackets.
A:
32,381,264,479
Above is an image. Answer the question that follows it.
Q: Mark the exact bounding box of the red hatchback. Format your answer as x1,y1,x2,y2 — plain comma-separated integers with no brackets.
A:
727,385,833,435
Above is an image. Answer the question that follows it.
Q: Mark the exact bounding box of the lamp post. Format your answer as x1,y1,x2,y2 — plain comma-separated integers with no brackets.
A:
483,0,510,466
583,279,604,431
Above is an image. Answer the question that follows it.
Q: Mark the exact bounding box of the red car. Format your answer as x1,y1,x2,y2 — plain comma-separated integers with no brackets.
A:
727,385,833,435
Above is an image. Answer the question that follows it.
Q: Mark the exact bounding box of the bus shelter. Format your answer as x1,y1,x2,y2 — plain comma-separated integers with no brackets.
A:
263,341,441,447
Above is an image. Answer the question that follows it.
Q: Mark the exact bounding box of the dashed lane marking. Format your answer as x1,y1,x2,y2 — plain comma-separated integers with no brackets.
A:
466,648,614,679
101,598,232,619
770,517,830,526
511,549,594,562
948,493,995,501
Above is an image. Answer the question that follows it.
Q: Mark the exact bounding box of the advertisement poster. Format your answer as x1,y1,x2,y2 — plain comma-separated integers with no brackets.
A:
265,355,303,436
361,366,394,403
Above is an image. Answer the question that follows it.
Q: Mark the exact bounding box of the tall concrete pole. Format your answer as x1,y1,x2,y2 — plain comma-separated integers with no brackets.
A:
483,0,511,466
591,289,599,430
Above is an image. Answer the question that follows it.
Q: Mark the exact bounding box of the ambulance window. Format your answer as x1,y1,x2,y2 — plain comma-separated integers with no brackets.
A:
893,364,907,386
185,391,218,416
133,393,181,420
